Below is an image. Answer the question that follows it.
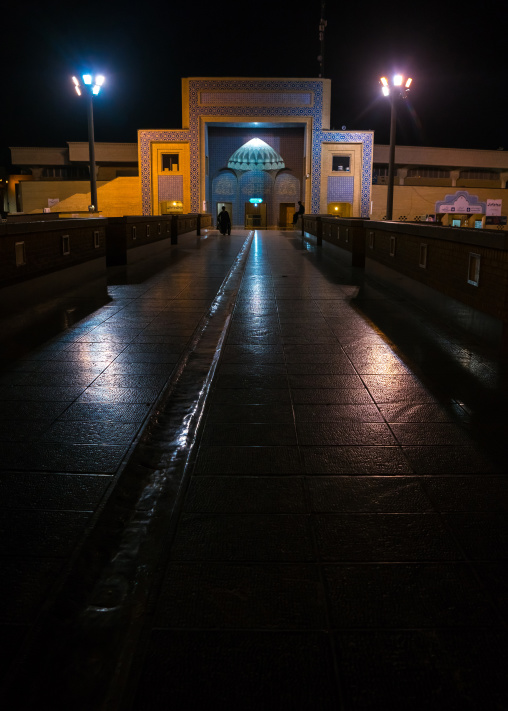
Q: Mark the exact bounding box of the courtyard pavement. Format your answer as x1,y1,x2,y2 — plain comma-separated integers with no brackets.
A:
1,229,507,710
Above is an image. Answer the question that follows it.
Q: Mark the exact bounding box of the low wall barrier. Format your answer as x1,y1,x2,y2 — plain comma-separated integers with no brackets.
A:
0,214,213,308
302,215,366,267
303,215,508,352
0,217,108,312
106,214,212,266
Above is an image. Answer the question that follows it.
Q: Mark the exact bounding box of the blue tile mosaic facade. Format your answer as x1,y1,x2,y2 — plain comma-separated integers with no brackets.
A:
139,79,373,218
327,176,355,203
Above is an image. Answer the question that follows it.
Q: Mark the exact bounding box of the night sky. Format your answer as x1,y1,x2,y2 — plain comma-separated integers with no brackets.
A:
2,0,507,167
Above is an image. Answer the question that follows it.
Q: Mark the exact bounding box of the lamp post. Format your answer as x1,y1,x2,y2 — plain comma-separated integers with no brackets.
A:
380,74,412,221
72,73,105,213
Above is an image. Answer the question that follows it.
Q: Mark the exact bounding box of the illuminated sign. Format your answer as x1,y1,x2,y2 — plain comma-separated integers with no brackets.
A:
486,199,502,216
249,198,263,204
436,191,485,214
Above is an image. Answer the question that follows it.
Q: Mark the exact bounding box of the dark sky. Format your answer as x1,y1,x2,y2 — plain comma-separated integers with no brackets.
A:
2,0,507,166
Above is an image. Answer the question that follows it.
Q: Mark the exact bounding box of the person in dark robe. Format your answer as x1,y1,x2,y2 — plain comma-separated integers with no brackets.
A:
217,205,231,235
293,200,304,226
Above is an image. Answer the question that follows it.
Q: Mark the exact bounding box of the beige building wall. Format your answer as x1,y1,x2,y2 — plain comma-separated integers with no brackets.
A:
150,142,191,215
20,177,142,216
371,184,508,228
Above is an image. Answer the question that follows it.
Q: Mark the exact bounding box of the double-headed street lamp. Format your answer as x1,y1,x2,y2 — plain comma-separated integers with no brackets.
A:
72,73,105,213
380,74,412,221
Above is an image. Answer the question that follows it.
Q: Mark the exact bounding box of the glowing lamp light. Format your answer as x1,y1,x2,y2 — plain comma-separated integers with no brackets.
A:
379,72,414,221
379,74,412,97
71,72,106,213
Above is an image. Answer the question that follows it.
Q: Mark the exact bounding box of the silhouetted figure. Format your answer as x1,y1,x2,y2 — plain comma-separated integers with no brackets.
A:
293,200,304,226
217,206,231,235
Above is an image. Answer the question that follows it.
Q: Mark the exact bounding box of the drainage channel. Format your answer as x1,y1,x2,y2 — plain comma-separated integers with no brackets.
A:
8,232,255,710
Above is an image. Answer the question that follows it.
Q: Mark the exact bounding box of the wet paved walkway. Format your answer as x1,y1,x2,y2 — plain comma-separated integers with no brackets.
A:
1,229,508,709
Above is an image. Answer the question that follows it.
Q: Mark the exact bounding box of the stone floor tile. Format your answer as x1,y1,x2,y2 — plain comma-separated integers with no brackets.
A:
0,557,64,624
154,562,326,629
194,445,303,474
210,387,291,405
313,513,462,561
442,512,508,560
423,476,508,512
403,445,498,474
379,402,456,422
204,402,294,423
307,477,433,512
0,442,124,473
294,403,384,421
324,562,499,628
183,476,306,513
303,445,413,474
297,421,397,446
0,472,110,509
171,514,313,561
390,422,472,446
292,388,374,405
0,510,92,556
200,423,297,447
133,630,339,711
335,629,508,710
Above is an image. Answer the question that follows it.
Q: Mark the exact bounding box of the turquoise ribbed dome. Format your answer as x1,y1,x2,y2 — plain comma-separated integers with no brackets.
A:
227,138,285,171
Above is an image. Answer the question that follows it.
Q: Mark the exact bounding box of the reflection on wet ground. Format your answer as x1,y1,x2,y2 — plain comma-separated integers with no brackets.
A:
1,229,508,710
0,276,111,364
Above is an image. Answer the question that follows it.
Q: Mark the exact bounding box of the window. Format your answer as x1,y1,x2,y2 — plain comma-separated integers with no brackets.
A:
407,167,450,179
419,244,428,268
468,253,481,286
15,241,26,266
332,156,350,172
161,153,179,172
460,169,498,181
62,235,70,255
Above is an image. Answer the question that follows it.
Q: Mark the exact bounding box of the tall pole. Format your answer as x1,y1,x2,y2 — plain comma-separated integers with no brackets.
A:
318,2,327,78
386,92,397,221
86,92,98,212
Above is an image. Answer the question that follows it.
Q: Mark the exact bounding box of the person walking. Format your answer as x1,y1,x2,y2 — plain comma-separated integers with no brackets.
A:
217,205,231,235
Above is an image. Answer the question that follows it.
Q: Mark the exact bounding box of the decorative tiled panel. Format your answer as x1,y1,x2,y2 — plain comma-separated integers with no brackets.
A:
158,175,184,201
199,91,313,106
212,173,238,223
139,130,190,215
327,176,354,203
274,173,300,201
